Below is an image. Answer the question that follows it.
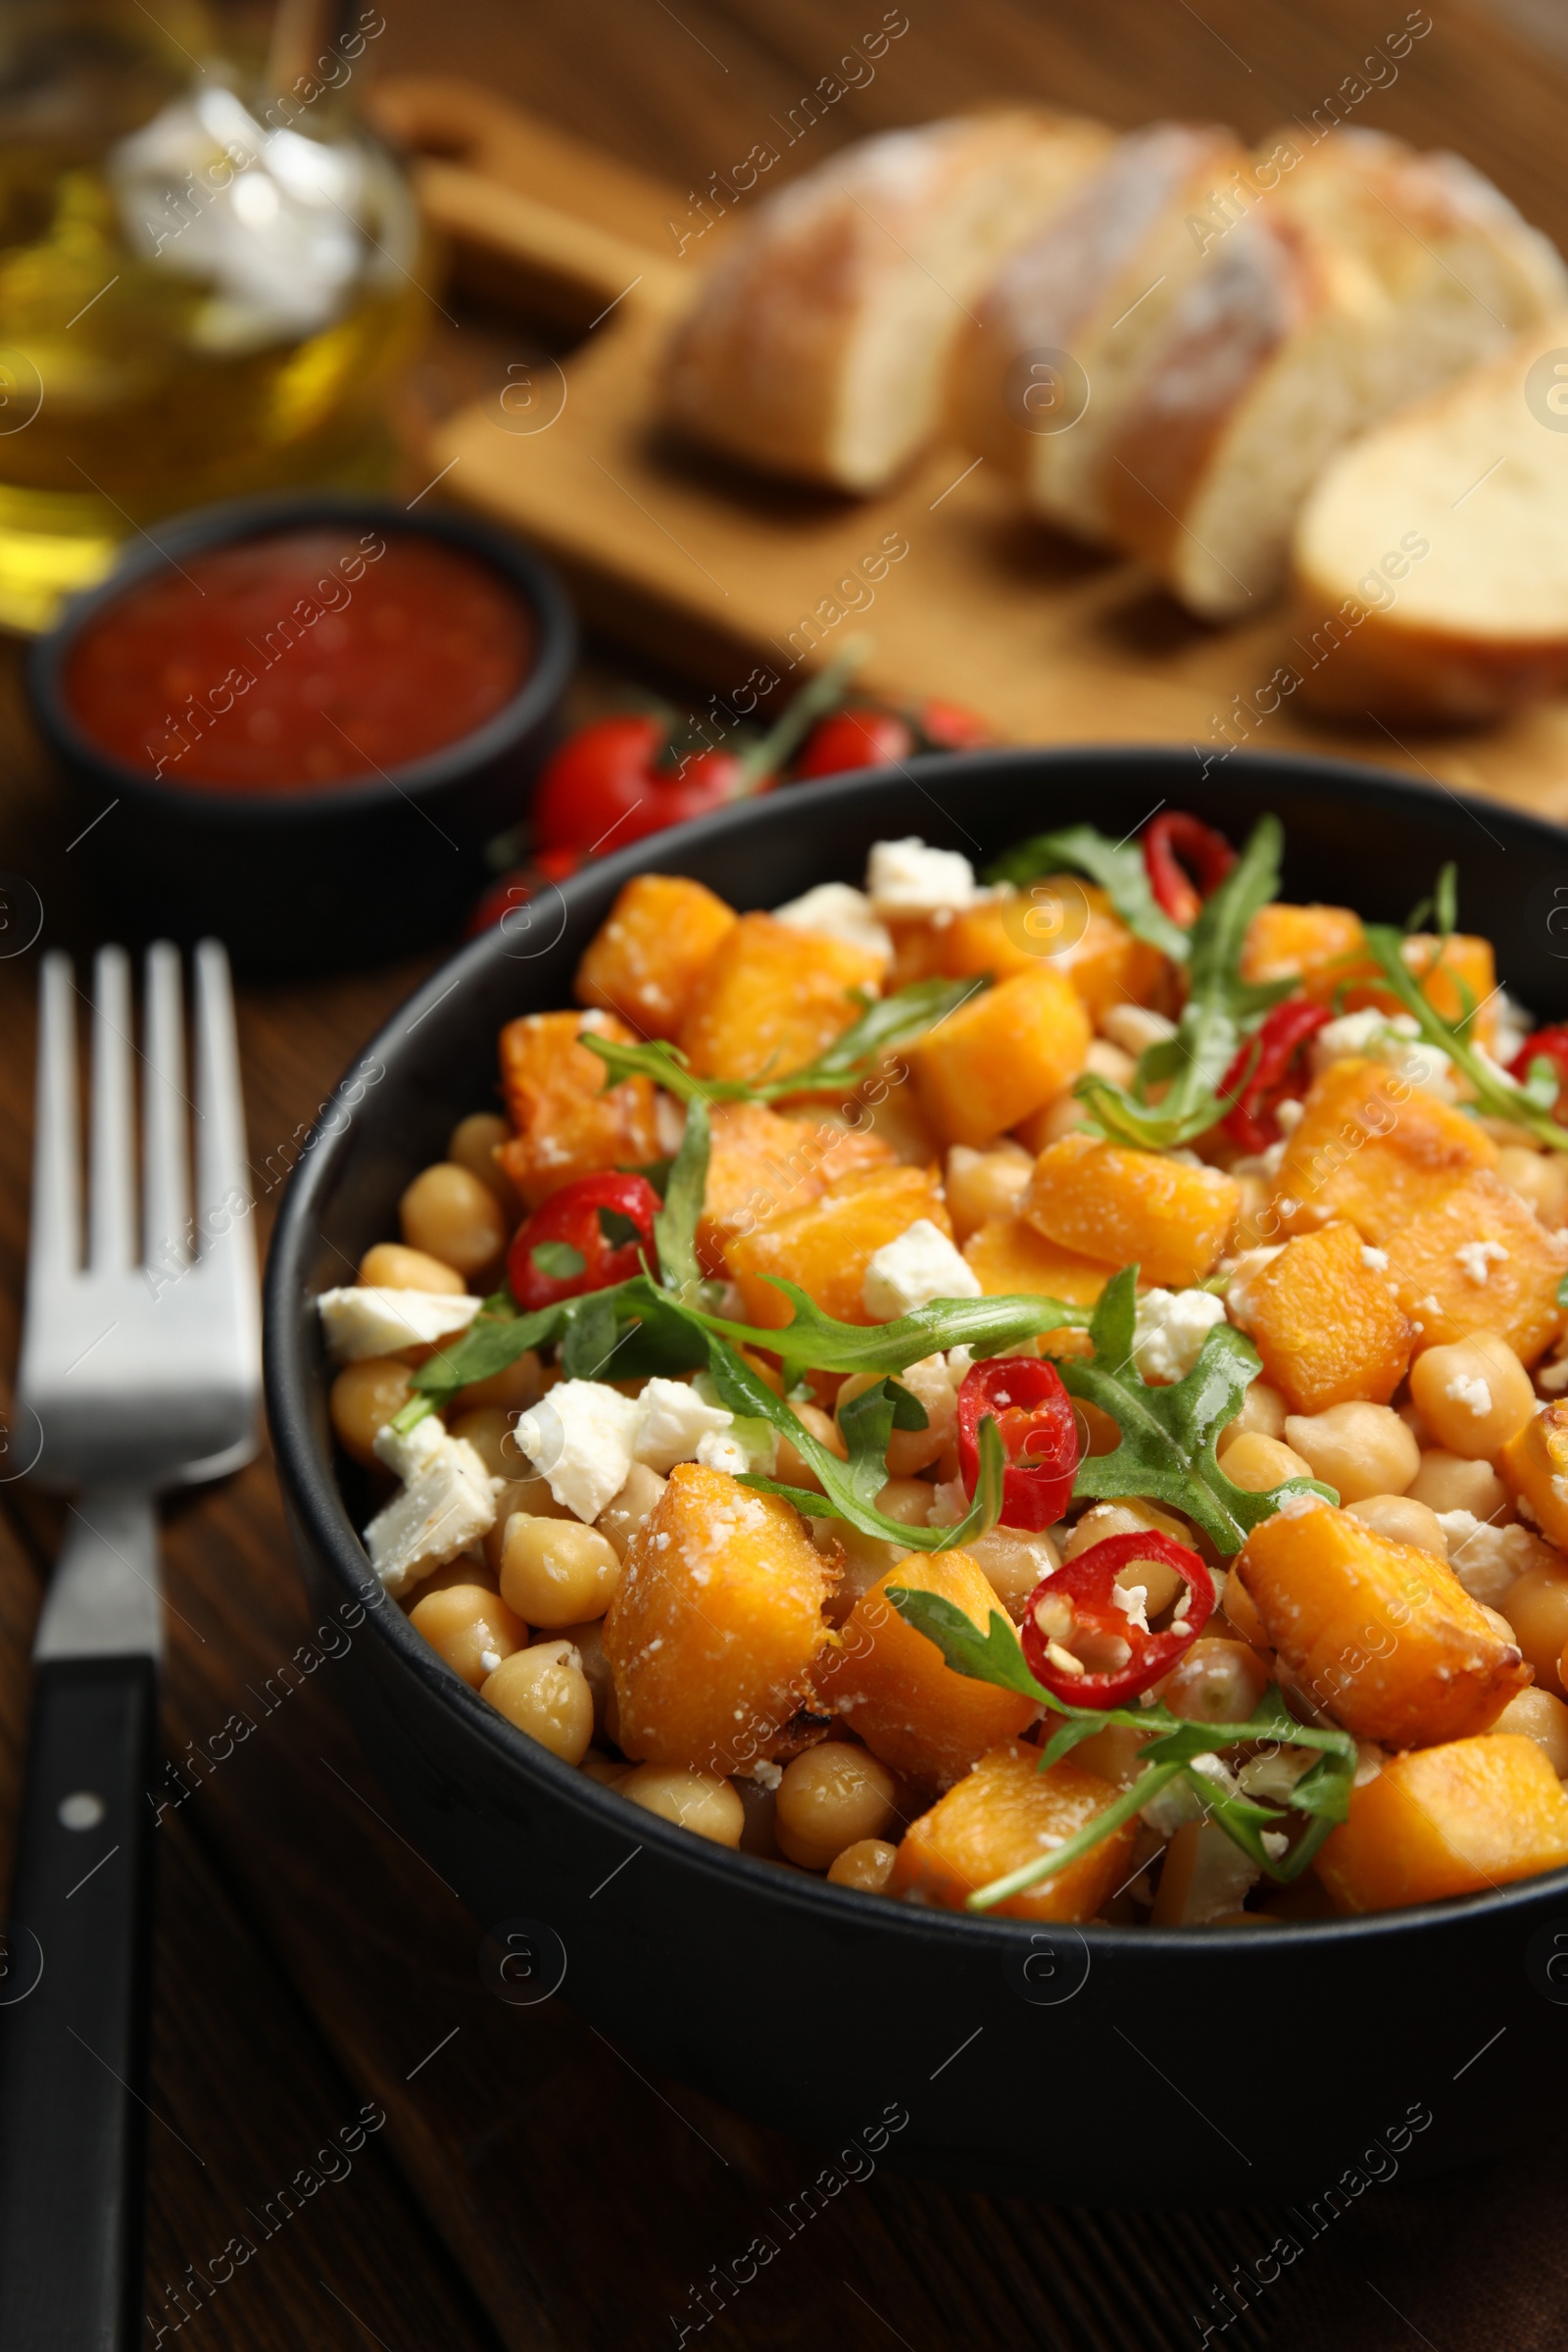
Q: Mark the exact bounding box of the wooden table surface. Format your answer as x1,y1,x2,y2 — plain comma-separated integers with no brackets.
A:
7,4,1568,2346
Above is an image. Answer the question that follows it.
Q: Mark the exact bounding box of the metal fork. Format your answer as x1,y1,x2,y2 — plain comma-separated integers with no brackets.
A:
0,941,260,2350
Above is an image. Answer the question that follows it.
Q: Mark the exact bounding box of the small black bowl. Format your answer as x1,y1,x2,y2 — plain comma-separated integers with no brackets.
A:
27,492,576,977
265,746,1568,2204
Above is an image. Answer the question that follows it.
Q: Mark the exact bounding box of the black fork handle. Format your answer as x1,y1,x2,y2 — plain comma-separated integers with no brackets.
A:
0,1653,158,2350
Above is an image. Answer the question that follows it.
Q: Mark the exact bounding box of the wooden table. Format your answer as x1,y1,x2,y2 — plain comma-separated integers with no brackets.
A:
5,4,1568,2345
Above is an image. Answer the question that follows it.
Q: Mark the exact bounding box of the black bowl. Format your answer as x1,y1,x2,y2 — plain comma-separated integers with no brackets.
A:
265,746,1568,2204
26,492,576,977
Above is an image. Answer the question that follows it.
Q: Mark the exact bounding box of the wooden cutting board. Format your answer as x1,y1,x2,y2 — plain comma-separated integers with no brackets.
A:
371,74,1568,822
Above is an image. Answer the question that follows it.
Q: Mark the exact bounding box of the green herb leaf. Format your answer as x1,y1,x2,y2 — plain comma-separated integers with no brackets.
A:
883,1585,1046,1699
1073,817,1290,1150
652,1096,710,1301
695,1278,1091,1380
1058,1267,1337,1553
1360,919,1568,1151
530,1241,585,1281
985,822,1193,962
396,1292,562,1429
1435,860,1457,942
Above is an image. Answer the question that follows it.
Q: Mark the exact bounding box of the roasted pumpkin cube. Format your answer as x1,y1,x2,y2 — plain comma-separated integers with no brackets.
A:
962,1214,1109,1307
678,912,883,1084
890,1740,1135,1923
574,872,737,1039
1231,1220,1413,1412
906,966,1092,1150
815,1553,1036,1788
1270,1058,1497,1242
1380,1170,1568,1365
1499,1401,1568,1549
1242,902,1365,990
697,1101,895,1277
497,1008,661,1209
1236,1502,1528,1747
602,1464,834,1772
1316,1735,1568,1912
724,1162,949,1329
933,883,1163,1018
1024,1133,1240,1288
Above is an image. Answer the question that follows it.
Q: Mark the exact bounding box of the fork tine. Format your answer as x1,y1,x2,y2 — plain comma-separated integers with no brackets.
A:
191,941,248,1247
141,943,188,1278
87,946,135,1274
30,953,80,1283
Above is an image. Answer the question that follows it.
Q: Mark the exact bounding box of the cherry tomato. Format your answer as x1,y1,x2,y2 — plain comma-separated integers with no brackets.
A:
1143,812,1237,927
1020,1530,1214,1708
793,707,916,779
956,1356,1079,1532
531,716,748,857
913,698,996,750
506,1173,662,1312
466,847,584,938
1509,1024,1568,1111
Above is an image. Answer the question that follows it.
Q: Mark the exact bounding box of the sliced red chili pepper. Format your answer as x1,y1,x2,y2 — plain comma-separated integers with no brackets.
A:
1218,1000,1333,1153
1020,1529,1213,1708
956,1356,1079,1533
1509,1024,1568,1110
506,1172,662,1311
1143,811,1238,927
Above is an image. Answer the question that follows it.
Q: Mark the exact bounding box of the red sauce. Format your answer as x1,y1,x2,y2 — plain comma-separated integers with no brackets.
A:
63,526,536,790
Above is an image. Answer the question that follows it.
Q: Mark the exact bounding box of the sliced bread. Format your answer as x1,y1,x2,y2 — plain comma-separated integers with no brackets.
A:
1102,129,1567,618
948,121,1251,542
1292,316,1568,720
661,110,1112,493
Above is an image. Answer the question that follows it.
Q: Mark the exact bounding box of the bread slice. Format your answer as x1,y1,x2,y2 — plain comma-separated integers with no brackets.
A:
662,111,1112,493
1102,129,1568,619
1292,316,1568,720
948,122,1252,543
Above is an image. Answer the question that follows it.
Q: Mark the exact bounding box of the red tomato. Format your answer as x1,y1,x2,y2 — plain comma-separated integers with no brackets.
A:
531,717,749,856
913,698,996,750
793,707,916,779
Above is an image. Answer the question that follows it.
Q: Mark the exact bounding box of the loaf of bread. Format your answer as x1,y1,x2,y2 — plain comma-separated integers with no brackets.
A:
1102,129,1567,619
948,122,1251,543
662,110,1112,492
1291,316,1568,721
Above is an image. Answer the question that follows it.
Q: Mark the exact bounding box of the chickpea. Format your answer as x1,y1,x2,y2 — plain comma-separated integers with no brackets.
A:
1494,1687,1568,1775
1406,1450,1515,1524
481,1641,594,1761
775,1744,902,1870
415,1549,499,1596
945,1142,1032,1242
775,1402,847,1495
1498,1565,1568,1694
409,1584,526,1690
1033,1093,1093,1146
448,1111,520,1216
482,1475,570,1571
399,1162,509,1279
1064,1500,1195,1614
966,1523,1059,1618
580,1749,634,1788
448,1405,529,1482
827,1838,899,1892
1213,1432,1314,1495
1217,1381,1287,1451
1495,1144,1568,1228
818,1482,931,1623
1347,1494,1449,1558
329,1357,414,1468
455,1349,544,1414
619,1763,745,1846
553,1618,612,1740
501,1515,622,1627
1408,1334,1537,1461
1232,1172,1275,1251
1071,1723,1152,1787
836,1358,955,1478
358,1242,466,1294
1221,1571,1269,1650
596,1463,668,1560
1163,1637,1269,1725
1281,1403,1418,1503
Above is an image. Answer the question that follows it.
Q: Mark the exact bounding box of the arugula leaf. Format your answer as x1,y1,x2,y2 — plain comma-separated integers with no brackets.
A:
581,978,982,1106
883,1585,1044,1698
1057,1268,1336,1553
1359,919,1568,1151
394,1292,563,1429
694,1278,1091,1380
652,1096,710,1301
985,822,1193,962
1074,816,1291,1150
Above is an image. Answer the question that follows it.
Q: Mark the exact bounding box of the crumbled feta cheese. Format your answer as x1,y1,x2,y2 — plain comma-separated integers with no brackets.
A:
479,1648,503,1674
1444,1372,1493,1416
1132,1287,1227,1384
1100,1003,1178,1056
1311,1008,1455,1098
1492,989,1534,1071
1541,1359,1568,1394
1260,1831,1289,1862
632,1376,733,1473
1455,1240,1509,1285
927,1475,969,1526
1360,1245,1390,1272
1437,1510,1543,1605
695,1429,751,1475
865,836,981,913
1274,1097,1304,1136
747,1759,783,1792
772,880,893,962
1276,1488,1326,1518
862,1218,981,1320
364,1417,496,1595
514,1382,644,1522
1110,1582,1151,1634
947,1345,975,1385
318,1285,480,1363
1223,1247,1283,1330
688,1372,778,1476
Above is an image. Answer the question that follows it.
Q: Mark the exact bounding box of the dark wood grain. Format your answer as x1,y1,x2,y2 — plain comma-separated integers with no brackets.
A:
6,5,1568,2348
